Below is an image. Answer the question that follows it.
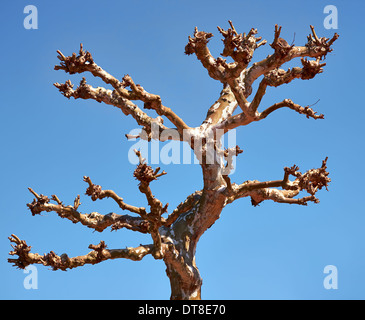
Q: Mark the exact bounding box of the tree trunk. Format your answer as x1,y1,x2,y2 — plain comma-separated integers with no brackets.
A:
166,265,202,300
161,173,227,300
161,201,203,300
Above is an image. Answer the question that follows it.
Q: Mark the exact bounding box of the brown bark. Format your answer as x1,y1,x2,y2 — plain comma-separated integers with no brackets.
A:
8,22,337,300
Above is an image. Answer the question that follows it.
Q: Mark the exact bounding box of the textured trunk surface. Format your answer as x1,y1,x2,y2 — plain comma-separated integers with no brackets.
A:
167,267,202,300
162,164,227,300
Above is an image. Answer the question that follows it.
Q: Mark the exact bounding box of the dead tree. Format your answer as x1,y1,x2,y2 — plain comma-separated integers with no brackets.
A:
8,22,338,300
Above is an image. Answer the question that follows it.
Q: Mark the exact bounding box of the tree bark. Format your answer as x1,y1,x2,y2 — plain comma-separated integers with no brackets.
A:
161,203,203,300
167,267,202,300
161,169,227,300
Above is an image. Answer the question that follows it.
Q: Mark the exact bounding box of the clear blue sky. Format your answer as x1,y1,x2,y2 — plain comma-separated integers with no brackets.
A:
1,0,364,299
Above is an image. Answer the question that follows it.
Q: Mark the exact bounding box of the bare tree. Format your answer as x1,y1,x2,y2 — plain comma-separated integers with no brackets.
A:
8,22,338,300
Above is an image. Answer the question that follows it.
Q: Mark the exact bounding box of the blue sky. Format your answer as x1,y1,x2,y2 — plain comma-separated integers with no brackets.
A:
1,0,364,299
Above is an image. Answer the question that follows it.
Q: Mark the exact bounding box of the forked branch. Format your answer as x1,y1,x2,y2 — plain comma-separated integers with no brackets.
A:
54,44,189,135
229,158,330,206
244,24,338,92
26,186,149,233
54,78,170,140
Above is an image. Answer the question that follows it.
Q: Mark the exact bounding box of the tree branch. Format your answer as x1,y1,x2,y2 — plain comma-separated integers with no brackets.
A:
222,145,243,178
25,149,170,261
263,57,326,88
121,74,189,134
186,22,266,115
8,235,153,271
83,176,147,216
259,98,324,120
54,45,188,136
229,158,330,206
164,190,202,227
248,56,325,116
26,187,149,233
243,25,338,94
217,20,267,78
185,27,222,81
215,95,323,134
53,78,175,141
212,111,254,133
132,150,169,259
203,85,238,126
